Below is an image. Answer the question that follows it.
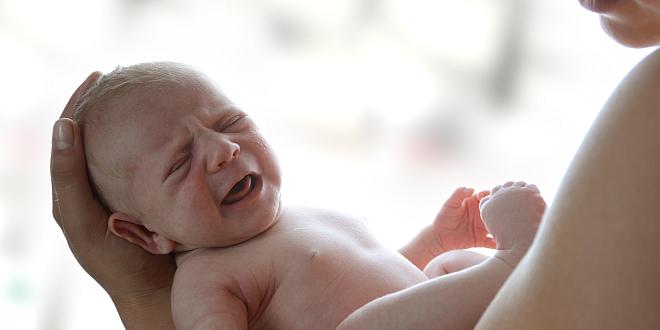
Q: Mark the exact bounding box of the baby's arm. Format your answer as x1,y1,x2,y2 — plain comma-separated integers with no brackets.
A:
424,249,489,278
172,265,248,330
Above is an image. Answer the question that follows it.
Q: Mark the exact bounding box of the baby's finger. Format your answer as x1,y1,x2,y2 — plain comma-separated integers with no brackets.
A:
502,181,515,188
444,187,474,208
476,190,490,200
480,234,497,249
514,181,526,187
527,184,540,192
485,237,496,249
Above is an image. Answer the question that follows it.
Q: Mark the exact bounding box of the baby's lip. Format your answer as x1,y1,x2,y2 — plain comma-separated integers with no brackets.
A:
221,173,257,205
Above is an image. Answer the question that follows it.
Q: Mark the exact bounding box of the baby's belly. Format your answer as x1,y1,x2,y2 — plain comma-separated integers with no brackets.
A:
255,246,427,329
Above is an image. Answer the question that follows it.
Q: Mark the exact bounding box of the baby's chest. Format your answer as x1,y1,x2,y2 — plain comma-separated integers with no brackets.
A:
256,236,377,327
239,212,424,328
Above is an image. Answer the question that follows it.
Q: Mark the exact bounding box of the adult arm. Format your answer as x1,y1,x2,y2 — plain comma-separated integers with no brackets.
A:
51,72,176,329
476,48,660,329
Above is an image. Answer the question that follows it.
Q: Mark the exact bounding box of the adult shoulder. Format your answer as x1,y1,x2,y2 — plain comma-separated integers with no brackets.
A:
604,48,660,115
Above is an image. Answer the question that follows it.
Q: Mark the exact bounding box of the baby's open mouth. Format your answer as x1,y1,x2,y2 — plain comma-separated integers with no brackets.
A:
222,175,256,205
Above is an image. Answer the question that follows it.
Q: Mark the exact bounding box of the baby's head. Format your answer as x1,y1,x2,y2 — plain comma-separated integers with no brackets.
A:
74,62,282,254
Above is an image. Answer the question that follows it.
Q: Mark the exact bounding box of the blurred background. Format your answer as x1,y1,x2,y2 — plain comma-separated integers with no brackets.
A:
0,0,654,328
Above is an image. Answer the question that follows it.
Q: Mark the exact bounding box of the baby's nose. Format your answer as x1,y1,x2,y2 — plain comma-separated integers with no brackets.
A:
203,134,240,172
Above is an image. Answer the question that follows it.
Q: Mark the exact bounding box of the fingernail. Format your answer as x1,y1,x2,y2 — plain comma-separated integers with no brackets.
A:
54,119,73,150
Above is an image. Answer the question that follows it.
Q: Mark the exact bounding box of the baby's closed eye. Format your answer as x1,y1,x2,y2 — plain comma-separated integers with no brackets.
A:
219,113,248,133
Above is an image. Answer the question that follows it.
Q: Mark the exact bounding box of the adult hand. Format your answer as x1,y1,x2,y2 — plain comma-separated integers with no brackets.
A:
50,72,176,329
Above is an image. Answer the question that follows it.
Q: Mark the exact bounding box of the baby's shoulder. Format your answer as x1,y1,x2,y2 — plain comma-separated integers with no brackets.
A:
171,251,258,328
173,250,234,289
172,249,265,303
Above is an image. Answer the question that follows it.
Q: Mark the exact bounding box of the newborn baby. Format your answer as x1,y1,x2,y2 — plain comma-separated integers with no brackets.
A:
73,62,545,329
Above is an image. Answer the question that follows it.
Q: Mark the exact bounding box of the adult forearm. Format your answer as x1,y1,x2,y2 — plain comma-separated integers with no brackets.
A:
338,255,512,330
111,286,175,330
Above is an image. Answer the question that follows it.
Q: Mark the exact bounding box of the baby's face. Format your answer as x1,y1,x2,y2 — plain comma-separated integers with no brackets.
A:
103,74,282,250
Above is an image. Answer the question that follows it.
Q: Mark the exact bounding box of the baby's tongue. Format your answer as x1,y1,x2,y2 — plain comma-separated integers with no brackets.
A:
222,176,252,205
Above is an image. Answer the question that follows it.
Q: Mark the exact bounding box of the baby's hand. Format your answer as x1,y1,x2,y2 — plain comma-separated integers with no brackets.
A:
432,187,496,252
479,181,546,259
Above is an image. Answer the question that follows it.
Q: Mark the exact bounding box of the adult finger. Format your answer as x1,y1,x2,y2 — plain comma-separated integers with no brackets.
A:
60,71,102,119
51,118,108,245
51,71,101,221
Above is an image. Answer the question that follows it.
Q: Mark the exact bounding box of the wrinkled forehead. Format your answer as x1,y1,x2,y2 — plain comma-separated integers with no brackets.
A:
90,76,234,174
132,81,231,142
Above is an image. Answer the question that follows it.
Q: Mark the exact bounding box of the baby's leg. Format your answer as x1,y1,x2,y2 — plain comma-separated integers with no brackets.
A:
477,49,660,329
337,250,520,330
424,249,489,278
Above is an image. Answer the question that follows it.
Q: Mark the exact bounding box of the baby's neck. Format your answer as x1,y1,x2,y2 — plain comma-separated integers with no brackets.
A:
174,247,206,267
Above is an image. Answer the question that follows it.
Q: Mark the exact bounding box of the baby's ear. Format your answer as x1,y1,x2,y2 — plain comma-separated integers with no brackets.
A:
108,212,176,254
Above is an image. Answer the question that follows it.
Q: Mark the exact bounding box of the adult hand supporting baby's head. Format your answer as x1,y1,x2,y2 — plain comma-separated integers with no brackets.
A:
50,72,176,329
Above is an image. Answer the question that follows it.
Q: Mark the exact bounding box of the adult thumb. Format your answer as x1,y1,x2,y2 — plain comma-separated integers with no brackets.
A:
50,118,97,226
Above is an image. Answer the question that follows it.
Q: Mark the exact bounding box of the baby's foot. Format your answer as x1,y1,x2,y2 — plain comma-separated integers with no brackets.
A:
479,181,546,267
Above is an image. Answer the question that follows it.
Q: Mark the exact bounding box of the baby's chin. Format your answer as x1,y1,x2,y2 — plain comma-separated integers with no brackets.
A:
178,200,284,251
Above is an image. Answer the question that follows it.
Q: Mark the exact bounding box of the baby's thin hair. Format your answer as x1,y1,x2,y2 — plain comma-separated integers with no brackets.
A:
73,61,201,124
73,61,202,214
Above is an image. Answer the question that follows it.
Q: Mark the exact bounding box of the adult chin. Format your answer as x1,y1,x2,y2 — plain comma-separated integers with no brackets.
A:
580,0,660,48
600,16,660,48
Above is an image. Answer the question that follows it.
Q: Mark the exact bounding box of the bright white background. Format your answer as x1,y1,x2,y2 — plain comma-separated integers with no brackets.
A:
0,0,653,328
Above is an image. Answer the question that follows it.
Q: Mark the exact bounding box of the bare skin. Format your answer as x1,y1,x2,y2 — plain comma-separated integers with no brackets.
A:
423,249,489,278
78,68,512,329
51,72,498,329
50,1,660,328
337,181,545,330
425,182,548,279
50,72,176,330
579,0,660,47
167,182,539,329
475,1,660,326
476,46,660,330
172,207,428,329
